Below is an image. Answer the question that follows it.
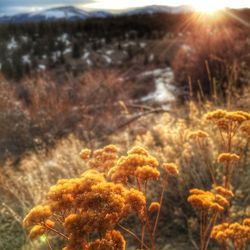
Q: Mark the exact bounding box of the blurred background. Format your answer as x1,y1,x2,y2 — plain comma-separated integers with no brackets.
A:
0,1,249,249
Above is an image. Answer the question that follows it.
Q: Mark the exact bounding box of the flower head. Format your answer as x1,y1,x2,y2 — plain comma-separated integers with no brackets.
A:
148,202,160,213
217,153,240,163
80,148,92,160
135,165,160,181
188,130,209,140
23,205,52,228
162,163,179,176
188,188,229,213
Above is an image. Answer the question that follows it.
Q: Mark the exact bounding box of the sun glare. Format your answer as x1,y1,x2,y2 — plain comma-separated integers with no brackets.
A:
192,1,227,14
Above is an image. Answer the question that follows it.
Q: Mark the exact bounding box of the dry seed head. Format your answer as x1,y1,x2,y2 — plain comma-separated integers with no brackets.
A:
190,189,206,195
110,147,159,183
127,146,150,157
211,220,250,248
215,194,229,207
103,144,119,153
148,202,160,213
23,205,52,228
125,188,146,221
225,112,247,123
234,111,250,120
80,148,91,160
210,203,224,213
243,218,250,227
214,186,234,199
88,145,119,172
44,219,55,228
162,163,179,176
135,165,160,181
206,110,249,132
86,230,125,250
105,230,126,250
188,189,229,213
206,109,227,121
217,153,240,163
188,130,209,140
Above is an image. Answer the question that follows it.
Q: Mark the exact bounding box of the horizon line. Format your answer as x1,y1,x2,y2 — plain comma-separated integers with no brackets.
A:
0,4,249,16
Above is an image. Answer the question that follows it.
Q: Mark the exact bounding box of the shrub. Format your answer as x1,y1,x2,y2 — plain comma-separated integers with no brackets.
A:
172,27,250,101
23,145,179,250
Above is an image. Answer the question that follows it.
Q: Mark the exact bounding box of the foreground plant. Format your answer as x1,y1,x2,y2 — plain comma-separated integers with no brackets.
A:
188,110,250,250
188,186,232,250
211,219,250,250
23,145,178,250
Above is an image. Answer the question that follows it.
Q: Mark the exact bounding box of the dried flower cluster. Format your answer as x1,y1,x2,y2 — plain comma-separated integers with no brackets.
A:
188,130,209,140
211,219,250,250
23,169,146,250
217,153,240,163
188,188,230,213
84,230,126,250
148,202,161,213
187,187,232,250
80,145,119,173
22,107,249,250
108,146,160,184
206,110,250,129
187,109,250,250
162,163,179,176
23,145,179,250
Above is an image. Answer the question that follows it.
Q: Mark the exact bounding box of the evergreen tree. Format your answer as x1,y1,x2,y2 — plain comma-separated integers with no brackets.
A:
1,58,13,79
12,50,24,80
72,42,81,59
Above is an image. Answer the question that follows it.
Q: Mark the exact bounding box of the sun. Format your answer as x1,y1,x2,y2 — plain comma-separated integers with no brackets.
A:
192,1,227,14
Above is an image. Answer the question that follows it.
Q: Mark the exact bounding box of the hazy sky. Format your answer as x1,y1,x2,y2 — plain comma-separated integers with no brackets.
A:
0,0,250,14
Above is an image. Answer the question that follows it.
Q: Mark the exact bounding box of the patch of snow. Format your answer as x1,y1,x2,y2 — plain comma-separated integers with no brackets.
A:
58,33,68,41
140,68,175,103
139,68,170,78
82,52,90,60
123,41,136,48
38,64,46,70
140,42,146,48
106,50,114,55
52,51,61,61
58,33,71,46
103,55,112,64
149,54,154,62
21,36,28,43
86,59,92,66
22,55,30,64
63,48,72,54
7,37,18,50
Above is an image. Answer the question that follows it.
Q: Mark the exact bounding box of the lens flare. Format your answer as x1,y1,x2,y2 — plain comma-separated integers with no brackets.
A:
192,1,227,13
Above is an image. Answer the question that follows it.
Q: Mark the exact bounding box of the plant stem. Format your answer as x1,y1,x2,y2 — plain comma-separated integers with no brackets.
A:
141,223,146,249
45,234,53,250
118,224,150,250
153,180,166,237
44,224,69,240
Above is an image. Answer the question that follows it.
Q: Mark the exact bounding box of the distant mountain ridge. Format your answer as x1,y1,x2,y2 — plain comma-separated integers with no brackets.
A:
0,5,193,23
125,5,193,15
